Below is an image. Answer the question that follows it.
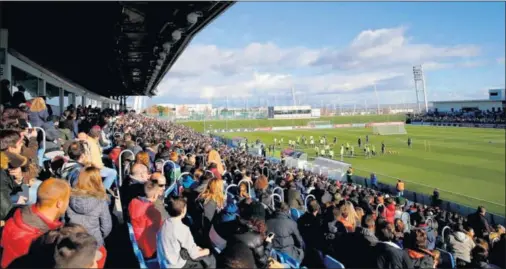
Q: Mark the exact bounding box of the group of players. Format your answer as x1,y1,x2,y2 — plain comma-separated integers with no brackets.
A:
272,134,414,161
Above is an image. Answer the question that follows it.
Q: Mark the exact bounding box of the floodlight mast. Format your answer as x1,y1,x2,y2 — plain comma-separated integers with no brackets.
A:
413,65,429,113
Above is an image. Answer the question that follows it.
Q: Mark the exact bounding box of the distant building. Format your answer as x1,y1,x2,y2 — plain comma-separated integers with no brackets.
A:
432,89,505,113
158,103,212,119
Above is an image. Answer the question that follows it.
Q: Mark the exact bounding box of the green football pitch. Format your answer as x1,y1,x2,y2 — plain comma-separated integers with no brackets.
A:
181,117,505,215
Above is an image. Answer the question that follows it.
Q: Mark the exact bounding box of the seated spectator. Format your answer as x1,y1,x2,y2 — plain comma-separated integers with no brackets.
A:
53,229,104,268
0,151,27,220
86,125,117,190
61,141,88,186
66,166,112,268
129,180,164,259
223,215,273,269
7,223,88,268
208,162,222,180
120,163,151,209
28,97,49,128
447,224,476,267
405,228,435,269
287,181,304,211
266,202,304,263
335,200,356,233
158,196,215,268
489,233,505,268
239,182,250,201
206,144,224,176
162,151,181,187
0,178,70,268
394,218,408,248
135,151,153,173
382,197,396,224
297,199,324,267
373,219,413,269
150,172,169,221
255,175,273,207
335,214,378,268
217,241,257,268
469,244,501,269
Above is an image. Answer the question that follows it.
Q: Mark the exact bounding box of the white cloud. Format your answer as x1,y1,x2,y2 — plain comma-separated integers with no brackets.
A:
155,26,484,105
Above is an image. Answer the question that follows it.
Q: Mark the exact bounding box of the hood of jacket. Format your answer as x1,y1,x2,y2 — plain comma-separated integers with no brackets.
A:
69,190,107,215
453,231,468,242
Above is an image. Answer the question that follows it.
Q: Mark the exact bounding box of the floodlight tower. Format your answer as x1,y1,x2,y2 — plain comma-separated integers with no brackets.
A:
413,65,429,113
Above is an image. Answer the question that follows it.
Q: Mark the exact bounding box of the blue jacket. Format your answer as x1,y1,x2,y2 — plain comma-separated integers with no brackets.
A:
28,109,49,128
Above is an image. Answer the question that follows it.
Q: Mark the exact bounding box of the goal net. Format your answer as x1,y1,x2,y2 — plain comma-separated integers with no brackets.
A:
372,124,408,135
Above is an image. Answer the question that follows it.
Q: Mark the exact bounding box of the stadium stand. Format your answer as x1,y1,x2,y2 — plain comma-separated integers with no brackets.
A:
0,93,505,269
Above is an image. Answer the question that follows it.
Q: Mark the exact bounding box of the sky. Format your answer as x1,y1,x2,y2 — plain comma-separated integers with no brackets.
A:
148,2,505,108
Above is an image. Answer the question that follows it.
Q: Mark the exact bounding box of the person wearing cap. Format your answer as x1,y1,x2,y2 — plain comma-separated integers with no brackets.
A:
1,178,71,268
87,125,117,190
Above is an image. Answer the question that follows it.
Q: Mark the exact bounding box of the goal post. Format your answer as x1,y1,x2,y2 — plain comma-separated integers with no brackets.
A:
372,124,408,135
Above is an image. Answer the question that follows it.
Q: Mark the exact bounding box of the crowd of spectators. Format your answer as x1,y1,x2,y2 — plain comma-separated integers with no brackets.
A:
409,109,505,125
1,79,505,269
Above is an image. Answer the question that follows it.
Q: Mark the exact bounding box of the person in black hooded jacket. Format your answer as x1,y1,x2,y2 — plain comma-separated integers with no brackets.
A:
266,203,304,263
223,217,273,269
372,219,413,269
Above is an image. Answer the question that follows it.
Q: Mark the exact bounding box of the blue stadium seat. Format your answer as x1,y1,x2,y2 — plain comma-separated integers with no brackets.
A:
126,223,158,269
323,254,345,269
156,232,170,268
437,248,455,269
272,249,301,268
290,208,303,221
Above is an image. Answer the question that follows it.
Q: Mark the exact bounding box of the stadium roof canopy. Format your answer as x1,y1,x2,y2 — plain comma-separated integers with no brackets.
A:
1,1,233,97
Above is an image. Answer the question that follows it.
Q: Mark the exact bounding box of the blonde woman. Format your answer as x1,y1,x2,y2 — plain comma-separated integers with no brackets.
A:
197,177,225,237
28,97,49,127
66,166,112,268
344,201,358,231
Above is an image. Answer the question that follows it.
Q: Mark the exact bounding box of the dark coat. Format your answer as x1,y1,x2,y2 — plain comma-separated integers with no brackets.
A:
373,241,414,269
333,227,378,268
297,213,324,249
228,226,272,269
266,212,304,262
467,212,492,238
287,188,304,210
0,169,22,221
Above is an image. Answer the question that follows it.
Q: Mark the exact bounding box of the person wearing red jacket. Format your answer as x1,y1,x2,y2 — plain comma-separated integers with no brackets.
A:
382,197,396,224
128,180,163,259
0,178,71,268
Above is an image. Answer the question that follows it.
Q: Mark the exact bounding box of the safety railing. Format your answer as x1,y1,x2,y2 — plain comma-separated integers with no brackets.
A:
304,194,316,212
272,187,284,202
271,193,283,208
118,149,134,187
34,127,46,152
